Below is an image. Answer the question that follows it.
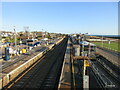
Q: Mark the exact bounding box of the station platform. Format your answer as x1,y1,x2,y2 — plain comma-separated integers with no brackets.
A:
0,38,65,89
58,39,72,89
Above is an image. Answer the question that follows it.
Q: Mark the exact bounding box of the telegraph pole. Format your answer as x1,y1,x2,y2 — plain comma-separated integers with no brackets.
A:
24,26,29,51
42,29,44,38
24,26,29,39
14,26,17,54
45,31,47,38
102,35,103,47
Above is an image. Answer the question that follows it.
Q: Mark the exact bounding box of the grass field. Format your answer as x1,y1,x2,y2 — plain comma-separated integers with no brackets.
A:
92,41,120,52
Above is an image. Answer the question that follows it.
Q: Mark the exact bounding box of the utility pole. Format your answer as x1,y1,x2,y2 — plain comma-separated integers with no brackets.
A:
24,26,29,39
32,33,34,45
45,31,47,38
24,26,29,51
102,35,103,47
14,26,17,54
42,29,44,38
35,31,37,39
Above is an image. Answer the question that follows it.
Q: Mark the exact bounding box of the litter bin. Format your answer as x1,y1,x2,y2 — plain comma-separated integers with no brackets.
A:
5,47,10,61
22,49,26,54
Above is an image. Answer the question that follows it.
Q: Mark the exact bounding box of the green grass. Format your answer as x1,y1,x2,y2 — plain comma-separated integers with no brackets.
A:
92,41,120,52
2,37,20,44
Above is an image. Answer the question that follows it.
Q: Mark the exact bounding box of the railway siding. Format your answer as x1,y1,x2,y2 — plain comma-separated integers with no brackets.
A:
96,47,120,67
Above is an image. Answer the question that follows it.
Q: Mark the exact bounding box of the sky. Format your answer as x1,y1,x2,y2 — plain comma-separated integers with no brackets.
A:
1,2,118,35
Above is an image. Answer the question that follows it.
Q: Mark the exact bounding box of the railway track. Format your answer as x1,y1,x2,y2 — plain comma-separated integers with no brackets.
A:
97,47,120,56
74,60,102,89
73,53,119,89
1,39,61,71
96,57,120,86
90,58,120,89
1,46,47,72
5,38,68,89
97,56,120,77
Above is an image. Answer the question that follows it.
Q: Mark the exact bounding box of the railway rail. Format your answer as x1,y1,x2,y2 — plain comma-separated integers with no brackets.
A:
97,57,120,86
1,38,61,71
96,56,120,77
90,57,120,89
71,42,119,89
1,47,47,71
97,47,120,57
4,37,68,89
